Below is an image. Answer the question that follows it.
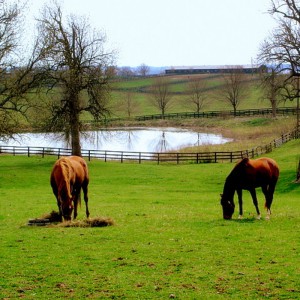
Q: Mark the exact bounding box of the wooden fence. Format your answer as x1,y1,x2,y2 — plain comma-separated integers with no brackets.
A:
86,107,298,124
0,130,298,164
134,107,297,121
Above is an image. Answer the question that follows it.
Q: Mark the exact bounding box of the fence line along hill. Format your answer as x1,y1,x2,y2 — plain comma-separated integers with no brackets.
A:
84,107,297,124
0,130,298,164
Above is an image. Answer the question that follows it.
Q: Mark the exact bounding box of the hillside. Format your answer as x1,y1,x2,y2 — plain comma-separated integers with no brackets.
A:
110,74,282,118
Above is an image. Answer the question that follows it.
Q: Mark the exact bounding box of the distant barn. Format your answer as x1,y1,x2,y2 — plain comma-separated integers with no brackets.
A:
165,65,264,75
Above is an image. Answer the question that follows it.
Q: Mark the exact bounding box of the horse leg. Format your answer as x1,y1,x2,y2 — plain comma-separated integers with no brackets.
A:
237,189,243,219
52,185,63,221
72,193,79,220
263,184,275,220
82,182,90,218
249,189,261,219
56,198,63,221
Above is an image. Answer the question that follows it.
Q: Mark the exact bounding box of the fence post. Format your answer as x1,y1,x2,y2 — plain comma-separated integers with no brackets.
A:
157,153,160,164
28,147,30,157
139,152,141,164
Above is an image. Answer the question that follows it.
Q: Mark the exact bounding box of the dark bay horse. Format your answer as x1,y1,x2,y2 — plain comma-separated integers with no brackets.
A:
220,157,279,220
50,156,90,221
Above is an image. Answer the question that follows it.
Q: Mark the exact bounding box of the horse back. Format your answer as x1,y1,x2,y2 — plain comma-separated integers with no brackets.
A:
251,157,279,181
68,156,89,185
233,157,279,189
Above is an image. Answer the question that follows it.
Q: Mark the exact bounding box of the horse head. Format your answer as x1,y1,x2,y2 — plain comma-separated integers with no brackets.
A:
58,187,74,221
220,194,235,220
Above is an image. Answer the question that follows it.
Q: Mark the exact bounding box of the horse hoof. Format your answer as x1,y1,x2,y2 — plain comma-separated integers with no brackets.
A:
266,215,270,220
256,215,261,220
238,215,243,219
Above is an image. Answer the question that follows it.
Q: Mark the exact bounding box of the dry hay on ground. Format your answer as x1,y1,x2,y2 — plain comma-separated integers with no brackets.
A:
55,217,115,228
41,210,62,222
28,210,115,227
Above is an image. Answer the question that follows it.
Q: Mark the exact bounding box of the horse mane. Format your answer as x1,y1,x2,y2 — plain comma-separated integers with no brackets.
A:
224,157,250,195
238,157,249,166
59,158,73,199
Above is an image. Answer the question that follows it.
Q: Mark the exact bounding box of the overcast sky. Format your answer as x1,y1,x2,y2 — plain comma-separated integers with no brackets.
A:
27,0,276,67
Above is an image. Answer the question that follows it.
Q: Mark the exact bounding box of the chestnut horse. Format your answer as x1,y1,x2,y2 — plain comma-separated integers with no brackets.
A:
50,156,90,221
220,157,279,220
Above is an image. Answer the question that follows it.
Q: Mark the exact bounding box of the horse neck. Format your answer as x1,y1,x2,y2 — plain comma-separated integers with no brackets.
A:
60,160,73,199
223,175,236,200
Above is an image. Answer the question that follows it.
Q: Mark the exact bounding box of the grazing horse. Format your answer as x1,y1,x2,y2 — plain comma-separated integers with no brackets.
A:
50,156,90,221
220,157,279,220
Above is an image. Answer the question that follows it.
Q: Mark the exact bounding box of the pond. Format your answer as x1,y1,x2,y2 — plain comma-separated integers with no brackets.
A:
2,127,232,153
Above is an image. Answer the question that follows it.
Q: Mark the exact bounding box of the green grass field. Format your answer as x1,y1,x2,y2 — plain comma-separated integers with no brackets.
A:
0,140,299,299
110,74,267,117
24,74,296,125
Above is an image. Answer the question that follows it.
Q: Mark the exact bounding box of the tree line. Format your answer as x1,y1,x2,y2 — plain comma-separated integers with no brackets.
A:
0,0,299,157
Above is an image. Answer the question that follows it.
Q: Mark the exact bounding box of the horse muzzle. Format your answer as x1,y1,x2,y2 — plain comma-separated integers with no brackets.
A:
223,215,232,220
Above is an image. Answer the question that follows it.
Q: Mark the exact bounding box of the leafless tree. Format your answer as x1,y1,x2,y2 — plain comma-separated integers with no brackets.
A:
258,0,300,180
32,2,116,155
258,1,300,116
0,0,36,139
259,68,286,117
218,67,249,116
259,0,300,75
149,76,173,117
137,63,150,77
118,91,140,118
184,76,207,113
117,66,135,78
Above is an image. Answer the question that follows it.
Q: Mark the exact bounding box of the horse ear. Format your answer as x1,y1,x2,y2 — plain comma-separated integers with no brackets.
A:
241,157,249,164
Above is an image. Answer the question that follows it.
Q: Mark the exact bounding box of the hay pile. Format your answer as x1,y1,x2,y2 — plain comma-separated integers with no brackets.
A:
41,210,62,222
55,216,115,228
28,210,115,227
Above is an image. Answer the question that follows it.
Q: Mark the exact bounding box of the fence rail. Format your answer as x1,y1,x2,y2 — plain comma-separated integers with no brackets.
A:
0,130,298,164
85,107,298,124
134,107,297,121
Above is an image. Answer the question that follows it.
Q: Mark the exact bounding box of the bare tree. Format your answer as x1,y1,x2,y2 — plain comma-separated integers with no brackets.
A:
137,63,150,77
0,0,35,139
32,3,116,155
259,68,286,117
118,91,140,118
149,76,173,117
259,0,300,75
117,66,135,78
218,67,249,116
258,0,300,128
184,76,207,113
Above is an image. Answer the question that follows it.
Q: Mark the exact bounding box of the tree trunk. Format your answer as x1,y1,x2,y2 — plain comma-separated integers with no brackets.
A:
69,92,82,156
233,104,237,116
71,114,81,156
271,99,277,118
296,158,300,183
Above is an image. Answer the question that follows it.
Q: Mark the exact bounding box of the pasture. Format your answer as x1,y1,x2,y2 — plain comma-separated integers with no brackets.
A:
0,140,299,299
110,74,264,118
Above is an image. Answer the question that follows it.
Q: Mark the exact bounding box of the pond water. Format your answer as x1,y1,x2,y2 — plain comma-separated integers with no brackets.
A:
2,127,232,153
